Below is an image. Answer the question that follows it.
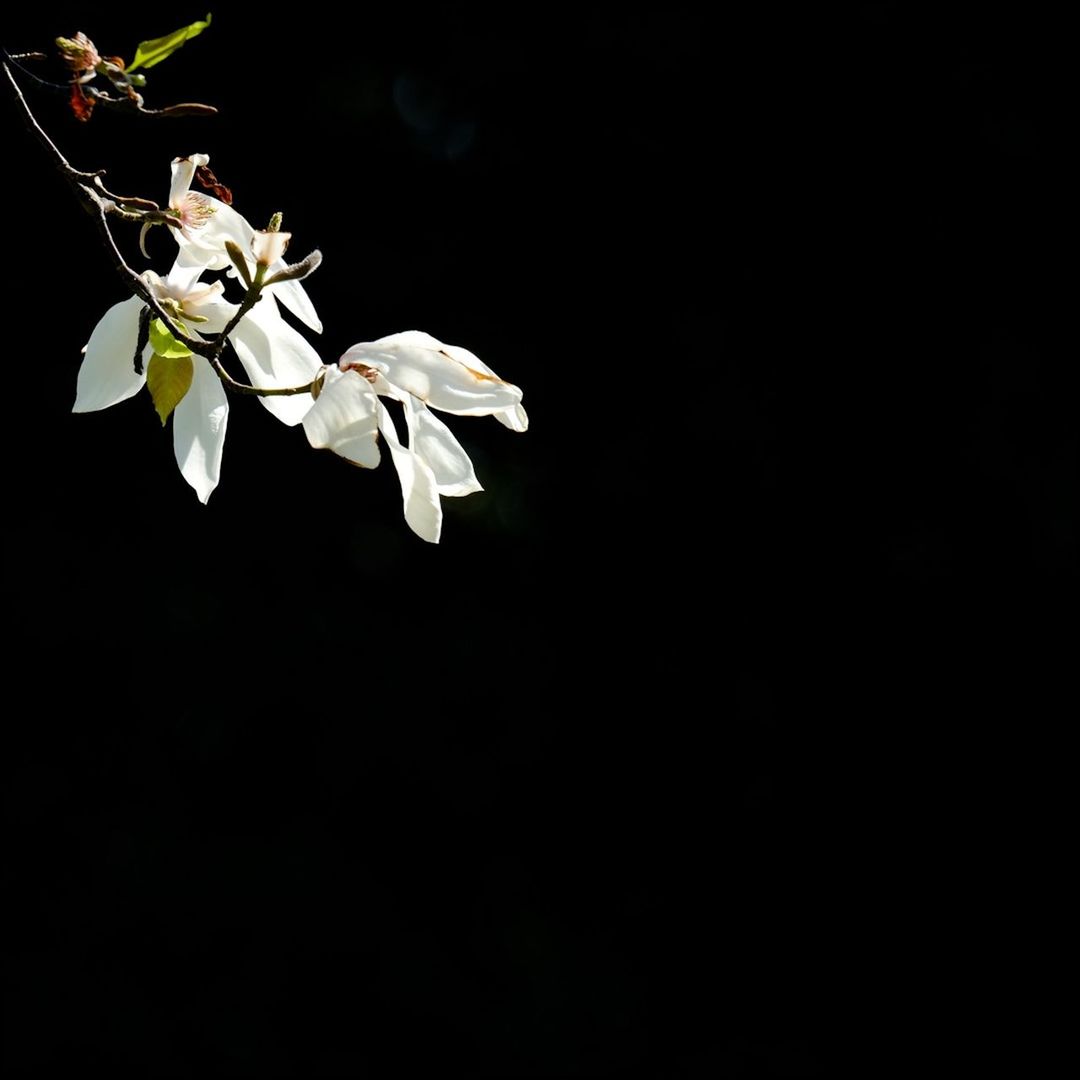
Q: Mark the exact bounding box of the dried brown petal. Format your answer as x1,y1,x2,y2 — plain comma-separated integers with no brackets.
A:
69,82,95,122
194,164,232,205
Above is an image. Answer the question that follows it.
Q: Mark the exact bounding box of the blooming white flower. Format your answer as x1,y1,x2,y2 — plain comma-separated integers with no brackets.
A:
166,153,322,334
303,330,527,542
74,259,322,501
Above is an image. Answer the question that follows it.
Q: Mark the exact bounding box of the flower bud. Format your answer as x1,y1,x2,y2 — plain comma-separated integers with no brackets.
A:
251,230,291,267
263,249,322,286
225,241,253,287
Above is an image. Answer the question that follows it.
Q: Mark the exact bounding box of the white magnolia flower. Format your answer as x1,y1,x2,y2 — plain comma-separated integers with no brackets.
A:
74,260,322,502
303,330,527,542
166,153,323,334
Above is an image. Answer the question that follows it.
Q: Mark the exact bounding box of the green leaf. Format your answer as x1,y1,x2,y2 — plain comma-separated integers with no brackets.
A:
149,319,193,358
128,13,212,73
146,353,194,425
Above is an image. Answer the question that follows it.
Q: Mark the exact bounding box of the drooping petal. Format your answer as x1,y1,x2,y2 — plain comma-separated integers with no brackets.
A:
377,400,442,543
427,337,497,379
430,341,528,432
495,402,529,432
172,355,228,504
228,296,320,426
267,273,323,334
429,339,528,431
340,331,522,416
302,367,381,468
407,397,482,497
370,331,513,386
168,153,209,209
74,296,149,412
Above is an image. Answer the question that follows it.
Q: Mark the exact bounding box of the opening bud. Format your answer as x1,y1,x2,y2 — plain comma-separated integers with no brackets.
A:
251,230,291,267
56,32,101,73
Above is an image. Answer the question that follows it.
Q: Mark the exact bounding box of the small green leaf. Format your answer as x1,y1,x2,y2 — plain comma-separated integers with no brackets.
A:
128,13,212,73
147,353,194,425
149,319,193,359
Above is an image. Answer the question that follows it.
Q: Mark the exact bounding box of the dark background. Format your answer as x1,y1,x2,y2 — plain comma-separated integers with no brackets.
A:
3,5,1073,1075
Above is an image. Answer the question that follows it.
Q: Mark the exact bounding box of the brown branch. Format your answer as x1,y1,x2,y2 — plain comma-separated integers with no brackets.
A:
84,86,218,117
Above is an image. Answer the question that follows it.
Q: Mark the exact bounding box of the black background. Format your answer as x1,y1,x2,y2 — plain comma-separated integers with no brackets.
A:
3,5,1073,1075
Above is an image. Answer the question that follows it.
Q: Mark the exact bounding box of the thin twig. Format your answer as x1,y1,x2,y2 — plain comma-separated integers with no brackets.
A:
84,86,218,117
2,57,82,170
0,48,69,92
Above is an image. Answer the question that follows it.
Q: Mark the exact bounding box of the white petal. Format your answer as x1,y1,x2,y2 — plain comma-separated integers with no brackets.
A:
175,199,255,272
172,355,229,504
495,403,529,432
433,341,528,429
184,288,239,336
375,330,443,350
74,296,148,412
168,153,209,208
426,339,496,378
374,332,514,385
408,398,482,497
302,367,381,468
341,331,522,416
162,260,205,297
228,296,321,426
268,274,323,334
377,400,442,543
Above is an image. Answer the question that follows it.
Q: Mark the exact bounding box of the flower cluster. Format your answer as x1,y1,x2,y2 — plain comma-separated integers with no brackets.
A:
74,154,526,541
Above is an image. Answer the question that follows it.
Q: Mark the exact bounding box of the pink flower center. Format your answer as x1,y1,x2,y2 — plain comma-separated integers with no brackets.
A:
175,192,216,232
